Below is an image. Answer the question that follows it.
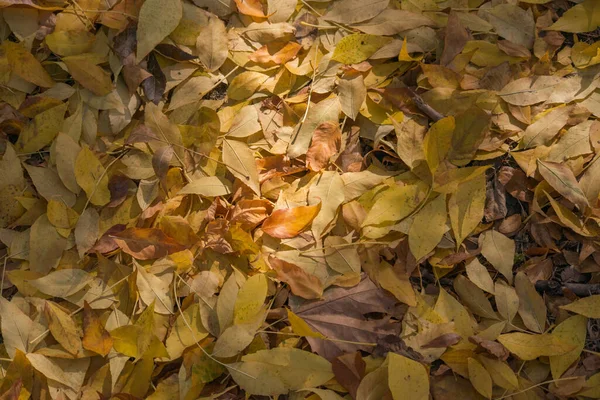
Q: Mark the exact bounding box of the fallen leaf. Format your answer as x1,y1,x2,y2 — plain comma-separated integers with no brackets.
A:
75,146,111,206
560,295,600,318
196,16,228,71
45,301,83,356
136,0,182,63
480,230,515,284
112,228,186,260
388,353,429,400
332,34,392,65
228,348,334,396
262,203,321,239
497,332,575,360
82,301,113,357
537,160,589,210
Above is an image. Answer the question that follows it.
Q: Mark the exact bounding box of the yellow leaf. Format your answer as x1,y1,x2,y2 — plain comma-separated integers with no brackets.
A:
377,261,416,306
45,301,83,356
409,194,447,261
497,332,576,360
362,183,427,227
332,34,392,64
45,30,95,56
547,0,600,33
228,348,334,396
75,146,111,206
560,295,600,318
63,55,113,96
477,356,518,390
479,230,515,284
465,259,495,294
424,116,454,174
388,353,429,400
468,357,492,399
47,199,79,229
136,0,182,63
448,173,486,247
234,274,267,325
2,41,54,88
165,303,208,360
550,315,587,380
399,37,422,62
15,103,67,154
287,310,325,339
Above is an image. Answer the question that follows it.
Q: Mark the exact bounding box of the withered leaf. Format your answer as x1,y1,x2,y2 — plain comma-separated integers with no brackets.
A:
112,227,187,260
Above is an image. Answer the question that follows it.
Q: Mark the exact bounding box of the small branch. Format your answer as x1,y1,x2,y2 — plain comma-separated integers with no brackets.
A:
408,88,444,122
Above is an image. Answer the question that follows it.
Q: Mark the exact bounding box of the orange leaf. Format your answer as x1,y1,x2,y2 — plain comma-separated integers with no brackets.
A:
261,203,322,239
306,122,342,171
269,257,323,299
112,228,187,260
234,0,266,17
249,42,302,65
82,302,113,357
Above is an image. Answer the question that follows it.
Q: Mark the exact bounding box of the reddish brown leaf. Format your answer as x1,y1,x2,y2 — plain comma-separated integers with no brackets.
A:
269,257,323,299
111,228,187,260
332,352,366,399
234,0,266,17
422,333,462,349
249,42,302,65
306,122,342,171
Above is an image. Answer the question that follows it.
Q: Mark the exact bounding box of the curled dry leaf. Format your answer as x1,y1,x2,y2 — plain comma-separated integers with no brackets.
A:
306,121,342,171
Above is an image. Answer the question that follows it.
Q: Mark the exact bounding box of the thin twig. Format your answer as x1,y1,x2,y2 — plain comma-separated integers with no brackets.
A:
493,376,580,400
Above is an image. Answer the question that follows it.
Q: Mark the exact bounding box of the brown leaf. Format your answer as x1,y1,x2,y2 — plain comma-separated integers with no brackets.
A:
537,160,589,210
332,352,366,399
269,257,323,299
441,12,471,66
261,203,321,238
306,122,342,171
249,41,302,65
111,227,187,260
82,302,113,357
422,333,462,349
234,0,266,17
290,276,399,360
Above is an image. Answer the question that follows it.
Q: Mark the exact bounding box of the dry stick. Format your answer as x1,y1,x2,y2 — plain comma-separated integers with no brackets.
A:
173,272,255,379
300,241,392,255
493,376,580,400
256,330,377,347
29,274,130,345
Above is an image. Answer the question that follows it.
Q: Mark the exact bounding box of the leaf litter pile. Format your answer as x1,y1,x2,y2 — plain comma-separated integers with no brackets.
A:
4,0,600,398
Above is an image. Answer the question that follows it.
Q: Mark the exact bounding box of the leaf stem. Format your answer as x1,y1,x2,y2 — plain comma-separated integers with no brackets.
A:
493,376,581,400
